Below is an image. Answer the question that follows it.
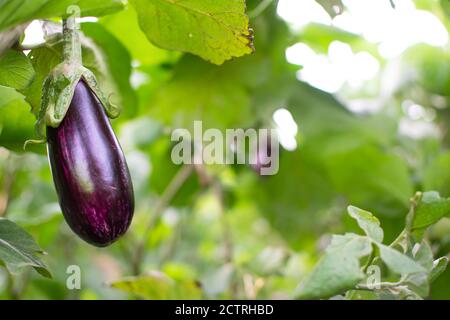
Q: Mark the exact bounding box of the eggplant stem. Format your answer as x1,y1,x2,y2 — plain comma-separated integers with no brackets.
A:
62,5,82,65
23,138,46,149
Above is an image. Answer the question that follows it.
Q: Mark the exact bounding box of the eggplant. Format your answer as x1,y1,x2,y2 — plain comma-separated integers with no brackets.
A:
46,80,134,247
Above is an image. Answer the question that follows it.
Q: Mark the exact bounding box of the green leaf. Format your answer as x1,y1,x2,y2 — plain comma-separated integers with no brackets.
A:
404,45,450,96
441,0,450,20
130,0,254,65
347,206,384,242
81,22,137,118
294,234,372,299
324,145,413,211
0,0,125,32
394,286,424,300
315,0,344,18
429,257,448,283
424,152,450,196
150,55,253,131
413,241,434,271
250,81,405,246
22,36,126,117
0,218,50,277
403,272,429,298
0,50,35,90
247,146,336,247
0,85,44,153
377,243,426,275
405,242,434,297
409,191,450,239
20,46,62,116
286,83,412,215
111,272,202,299
100,6,174,65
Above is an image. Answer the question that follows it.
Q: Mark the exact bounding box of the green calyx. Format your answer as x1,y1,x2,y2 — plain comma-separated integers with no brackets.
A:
25,5,119,149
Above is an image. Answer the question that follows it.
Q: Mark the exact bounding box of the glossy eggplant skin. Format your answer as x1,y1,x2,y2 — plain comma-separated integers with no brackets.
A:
47,80,134,247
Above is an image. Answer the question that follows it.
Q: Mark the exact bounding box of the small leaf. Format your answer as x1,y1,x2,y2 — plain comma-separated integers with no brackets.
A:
429,257,448,283
0,218,51,277
315,0,344,18
403,272,429,297
0,50,35,90
377,243,426,275
111,271,202,300
347,206,384,242
412,241,433,271
130,0,254,65
294,234,372,299
21,46,62,116
408,191,450,239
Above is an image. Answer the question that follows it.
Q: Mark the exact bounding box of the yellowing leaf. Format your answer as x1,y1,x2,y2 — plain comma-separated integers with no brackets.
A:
111,272,202,300
131,0,254,64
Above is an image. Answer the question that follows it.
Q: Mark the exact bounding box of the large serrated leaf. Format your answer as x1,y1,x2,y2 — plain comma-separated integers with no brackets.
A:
0,50,35,90
130,0,254,65
150,55,254,131
294,234,372,299
0,218,51,277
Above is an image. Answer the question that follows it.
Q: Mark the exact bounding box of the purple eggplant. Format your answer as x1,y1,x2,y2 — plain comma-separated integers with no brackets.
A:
46,80,134,247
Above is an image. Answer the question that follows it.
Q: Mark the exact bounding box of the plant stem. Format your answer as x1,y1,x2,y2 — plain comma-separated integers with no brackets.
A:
213,181,233,264
5,272,17,300
248,0,274,19
362,248,375,273
195,164,237,297
132,164,194,275
62,6,82,64
158,215,183,268
389,229,408,251
356,280,403,291
0,153,17,217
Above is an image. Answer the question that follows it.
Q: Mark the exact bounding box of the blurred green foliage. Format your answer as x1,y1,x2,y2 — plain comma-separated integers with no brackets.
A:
0,0,449,300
